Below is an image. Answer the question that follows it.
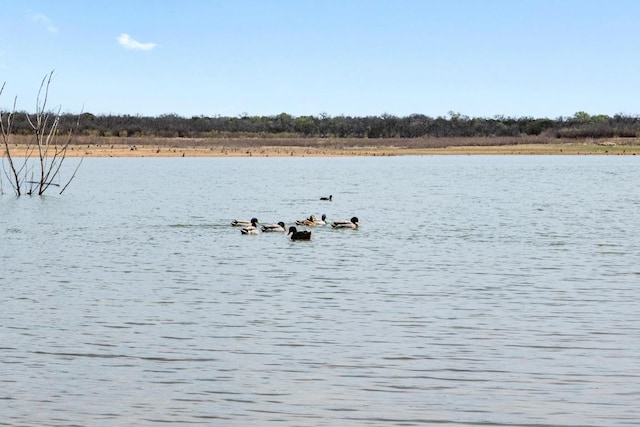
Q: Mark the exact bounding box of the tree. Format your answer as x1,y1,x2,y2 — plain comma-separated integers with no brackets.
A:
1,71,82,196
572,111,591,123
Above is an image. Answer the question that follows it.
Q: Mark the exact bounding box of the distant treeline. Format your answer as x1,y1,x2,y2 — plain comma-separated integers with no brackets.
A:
4,110,640,139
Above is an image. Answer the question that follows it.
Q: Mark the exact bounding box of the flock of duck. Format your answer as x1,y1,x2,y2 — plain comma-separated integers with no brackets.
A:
230,195,359,241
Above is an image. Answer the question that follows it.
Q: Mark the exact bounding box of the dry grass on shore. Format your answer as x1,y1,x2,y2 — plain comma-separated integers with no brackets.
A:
4,135,640,157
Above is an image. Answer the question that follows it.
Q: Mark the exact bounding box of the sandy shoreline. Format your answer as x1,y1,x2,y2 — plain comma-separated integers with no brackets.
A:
3,137,640,157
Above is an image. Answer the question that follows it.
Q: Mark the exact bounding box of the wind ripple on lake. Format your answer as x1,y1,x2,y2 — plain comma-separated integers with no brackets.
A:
2,156,640,426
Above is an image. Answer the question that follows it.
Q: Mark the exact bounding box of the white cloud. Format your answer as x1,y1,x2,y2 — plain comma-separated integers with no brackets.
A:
117,33,157,51
31,13,58,33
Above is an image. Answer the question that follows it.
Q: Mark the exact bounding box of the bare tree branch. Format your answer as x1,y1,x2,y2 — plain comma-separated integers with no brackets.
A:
1,70,83,196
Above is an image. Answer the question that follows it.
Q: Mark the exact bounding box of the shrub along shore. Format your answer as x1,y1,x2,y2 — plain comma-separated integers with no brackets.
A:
4,135,640,157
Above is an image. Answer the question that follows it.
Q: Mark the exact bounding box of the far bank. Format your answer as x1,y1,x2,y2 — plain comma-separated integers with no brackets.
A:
3,135,640,157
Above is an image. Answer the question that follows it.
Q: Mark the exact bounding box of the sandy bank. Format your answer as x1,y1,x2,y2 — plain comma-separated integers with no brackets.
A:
4,136,640,157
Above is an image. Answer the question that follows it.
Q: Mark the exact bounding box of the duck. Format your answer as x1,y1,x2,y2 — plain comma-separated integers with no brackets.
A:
314,214,327,225
232,217,258,227
288,226,312,240
296,214,318,226
320,195,333,201
261,221,286,232
240,218,259,235
331,216,359,229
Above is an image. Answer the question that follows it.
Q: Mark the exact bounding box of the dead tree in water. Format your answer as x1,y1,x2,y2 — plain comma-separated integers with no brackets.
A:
1,71,82,196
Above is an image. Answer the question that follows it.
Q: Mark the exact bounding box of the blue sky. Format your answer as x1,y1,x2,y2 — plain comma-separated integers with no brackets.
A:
1,0,639,119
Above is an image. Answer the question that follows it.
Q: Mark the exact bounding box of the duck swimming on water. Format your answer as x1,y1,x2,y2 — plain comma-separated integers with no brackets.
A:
240,218,259,234
261,221,286,232
314,214,327,225
296,214,318,226
331,216,359,229
232,217,258,227
288,226,312,240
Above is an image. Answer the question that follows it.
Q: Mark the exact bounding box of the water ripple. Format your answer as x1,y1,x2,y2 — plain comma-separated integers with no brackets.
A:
3,156,640,426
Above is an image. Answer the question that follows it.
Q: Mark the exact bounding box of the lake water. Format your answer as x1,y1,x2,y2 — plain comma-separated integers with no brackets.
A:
2,155,639,426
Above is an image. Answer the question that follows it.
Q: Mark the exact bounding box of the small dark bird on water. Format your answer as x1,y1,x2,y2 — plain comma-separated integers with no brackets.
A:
288,226,312,240
320,195,332,201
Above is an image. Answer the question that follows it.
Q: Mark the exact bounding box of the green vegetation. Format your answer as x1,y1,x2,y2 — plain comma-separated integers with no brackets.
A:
2,110,639,140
